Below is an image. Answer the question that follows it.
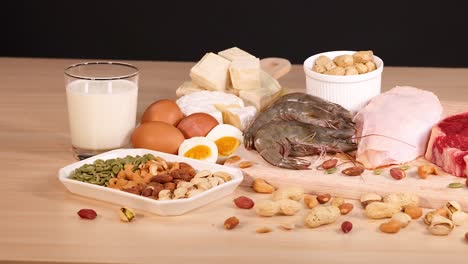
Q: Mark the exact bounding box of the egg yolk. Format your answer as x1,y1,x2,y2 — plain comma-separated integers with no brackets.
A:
215,137,240,156
184,145,212,160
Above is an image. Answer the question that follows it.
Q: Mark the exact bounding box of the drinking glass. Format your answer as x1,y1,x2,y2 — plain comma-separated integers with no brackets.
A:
64,62,139,160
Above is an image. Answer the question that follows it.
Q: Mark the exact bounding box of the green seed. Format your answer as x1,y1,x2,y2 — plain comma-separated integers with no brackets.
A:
373,169,383,175
400,165,411,170
448,182,464,188
326,167,337,174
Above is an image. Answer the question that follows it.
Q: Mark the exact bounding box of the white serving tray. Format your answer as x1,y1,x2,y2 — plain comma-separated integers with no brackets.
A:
58,148,243,216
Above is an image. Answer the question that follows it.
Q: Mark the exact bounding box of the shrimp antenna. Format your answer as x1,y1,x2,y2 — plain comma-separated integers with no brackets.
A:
354,134,416,148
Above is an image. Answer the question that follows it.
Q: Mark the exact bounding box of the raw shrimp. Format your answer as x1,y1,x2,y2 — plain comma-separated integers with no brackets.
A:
254,121,356,169
244,93,355,150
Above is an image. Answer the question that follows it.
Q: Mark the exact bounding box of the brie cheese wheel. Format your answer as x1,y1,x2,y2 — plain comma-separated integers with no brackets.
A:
218,47,256,61
229,57,261,90
190,52,230,92
176,91,256,131
175,81,204,98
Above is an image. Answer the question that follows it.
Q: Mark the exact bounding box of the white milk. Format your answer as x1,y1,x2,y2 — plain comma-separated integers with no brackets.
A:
66,79,138,151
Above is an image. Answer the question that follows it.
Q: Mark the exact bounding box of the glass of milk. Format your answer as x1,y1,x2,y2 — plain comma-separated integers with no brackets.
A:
65,62,139,160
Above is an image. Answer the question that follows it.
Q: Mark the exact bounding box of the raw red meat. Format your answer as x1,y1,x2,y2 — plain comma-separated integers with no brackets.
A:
425,112,468,177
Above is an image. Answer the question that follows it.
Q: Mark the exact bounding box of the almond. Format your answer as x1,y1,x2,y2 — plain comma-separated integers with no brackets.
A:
239,161,254,169
342,166,365,176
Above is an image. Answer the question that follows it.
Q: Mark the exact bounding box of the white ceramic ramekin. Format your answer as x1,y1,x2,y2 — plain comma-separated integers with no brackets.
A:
303,51,384,112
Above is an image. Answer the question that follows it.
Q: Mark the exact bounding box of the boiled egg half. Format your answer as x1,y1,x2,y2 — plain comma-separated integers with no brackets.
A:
178,137,218,163
206,124,243,162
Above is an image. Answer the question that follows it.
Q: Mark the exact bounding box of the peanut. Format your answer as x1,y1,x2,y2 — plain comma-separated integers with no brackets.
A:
304,205,340,228
224,216,240,230
342,166,365,176
321,159,338,169
312,64,326,73
390,168,406,180
317,193,332,204
383,192,419,208
360,193,382,208
277,199,302,216
252,178,275,194
256,227,273,234
239,161,254,169
334,55,354,67
365,202,401,219
272,187,304,201
304,194,319,209
404,205,423,219
315,55,332,67
331,197,345,207
353,50,374,63
379,220,401,234
345,67,359,76
233,196,255,209
338,203,354,215
324,66,345,76
118,207,136,222
341,221,353,233
354,63,368,74
223,155,241,164
279,223,295,231
391,212,412,228
77,209,97,220
255,200,280,217
365,61,377,71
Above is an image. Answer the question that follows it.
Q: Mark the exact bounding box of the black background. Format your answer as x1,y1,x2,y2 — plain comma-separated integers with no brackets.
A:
2,1,468,67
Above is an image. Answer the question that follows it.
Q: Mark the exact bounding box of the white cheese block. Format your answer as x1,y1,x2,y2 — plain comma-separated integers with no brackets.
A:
190,52,231,92
229,57,261,90
176,91,245,124
214,104,257,131
175,81,205,98
238,70,282,111
218,47,256,61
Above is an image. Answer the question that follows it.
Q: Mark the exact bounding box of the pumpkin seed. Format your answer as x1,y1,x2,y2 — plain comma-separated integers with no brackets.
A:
448,182,464,188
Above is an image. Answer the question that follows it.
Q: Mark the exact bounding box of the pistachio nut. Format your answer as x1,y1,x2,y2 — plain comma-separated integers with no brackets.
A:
359,193,382,208
445,201,462,218
424,211,436,225
118,207,136,222
451,211,468,226
428,215,454,236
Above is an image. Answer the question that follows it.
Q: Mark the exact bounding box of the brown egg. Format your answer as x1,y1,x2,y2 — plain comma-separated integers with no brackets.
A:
141,99,184,126
131,121,184,154
177,113,219,139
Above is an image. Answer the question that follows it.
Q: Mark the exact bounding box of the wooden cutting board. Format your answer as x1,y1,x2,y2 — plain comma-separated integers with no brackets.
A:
235,59,468,209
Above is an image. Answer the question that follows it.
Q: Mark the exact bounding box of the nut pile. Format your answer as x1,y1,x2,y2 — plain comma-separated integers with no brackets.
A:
73,154,232,200
312,50,377,76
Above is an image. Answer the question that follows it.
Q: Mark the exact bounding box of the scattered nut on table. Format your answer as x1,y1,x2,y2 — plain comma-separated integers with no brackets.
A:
304,205,340,228
338,203,354,215
365,202,401,219
252,178,276,194
360,193,382,208
383,192,419,208
391,212,412,228
304,194,319,209
224,216,240,230
118,207,136,222
404,205,423,219
379,220,402,234
317,193,332,204
428,215,453,236
272,187,304,201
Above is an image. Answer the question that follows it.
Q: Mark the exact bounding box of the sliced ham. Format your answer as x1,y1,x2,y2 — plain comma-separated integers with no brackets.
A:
425,112,468,177
354,86,443,169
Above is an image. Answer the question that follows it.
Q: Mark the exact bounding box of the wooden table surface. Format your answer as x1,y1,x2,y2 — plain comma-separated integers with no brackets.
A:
1,57,467,264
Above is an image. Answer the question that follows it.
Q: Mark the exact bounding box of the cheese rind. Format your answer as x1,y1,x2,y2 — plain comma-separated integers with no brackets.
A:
229,57,261,90
218,47,256,61
190,52,230,91
175,81,204,98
